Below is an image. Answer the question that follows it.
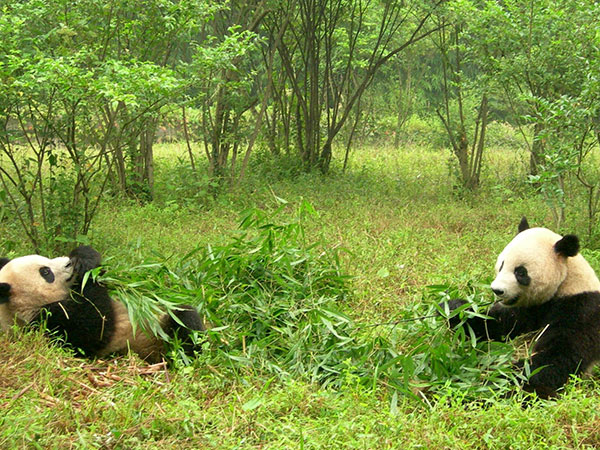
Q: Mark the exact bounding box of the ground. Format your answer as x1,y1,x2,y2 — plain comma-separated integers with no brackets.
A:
2,142,600,448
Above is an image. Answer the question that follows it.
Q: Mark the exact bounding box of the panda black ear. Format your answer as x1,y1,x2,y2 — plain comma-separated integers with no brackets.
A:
0,282,10,304
554,235,580,258
0,257,9,270
518,217,530,234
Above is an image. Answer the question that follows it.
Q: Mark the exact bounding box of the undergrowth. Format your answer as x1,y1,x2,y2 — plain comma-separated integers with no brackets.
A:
98,198,522,402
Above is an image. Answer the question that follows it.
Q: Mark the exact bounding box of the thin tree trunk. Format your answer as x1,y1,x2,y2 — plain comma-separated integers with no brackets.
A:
530,122,544,176
182,106,196,171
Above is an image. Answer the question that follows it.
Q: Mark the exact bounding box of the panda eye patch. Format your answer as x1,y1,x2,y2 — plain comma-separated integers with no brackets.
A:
39,266,55,283
514,265,530,286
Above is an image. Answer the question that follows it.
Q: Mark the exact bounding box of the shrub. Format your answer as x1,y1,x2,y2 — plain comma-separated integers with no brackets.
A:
100,200,521,401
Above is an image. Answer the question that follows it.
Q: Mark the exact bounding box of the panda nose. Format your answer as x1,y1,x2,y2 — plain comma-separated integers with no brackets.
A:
492,288,504,297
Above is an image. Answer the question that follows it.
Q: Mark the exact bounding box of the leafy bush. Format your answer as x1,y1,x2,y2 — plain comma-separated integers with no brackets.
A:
180,199,356,381
406,288,522,400
156,156,218,207
100,200,521,401
485,121,528,150
396,115,448,149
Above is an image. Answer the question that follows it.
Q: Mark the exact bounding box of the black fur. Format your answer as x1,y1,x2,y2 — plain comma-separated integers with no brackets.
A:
33,281,117,357
445,293,600,398
514,266,531,286
39,267,55,283
28,246,115,356
162,305,206,355
69,246,102,279
518,217,530,233
0,282,9,304
554,235,580,257
1,258,11,303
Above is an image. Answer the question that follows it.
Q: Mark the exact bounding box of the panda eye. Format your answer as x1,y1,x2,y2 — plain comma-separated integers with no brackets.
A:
39,266,55,283
514,265,530,286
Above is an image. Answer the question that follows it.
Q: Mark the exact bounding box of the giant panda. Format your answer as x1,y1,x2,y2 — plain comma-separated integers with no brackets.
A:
446,218,600,398
0,246,205,363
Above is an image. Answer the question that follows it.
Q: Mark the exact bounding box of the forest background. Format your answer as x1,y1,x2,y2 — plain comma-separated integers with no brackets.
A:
2,0,600,448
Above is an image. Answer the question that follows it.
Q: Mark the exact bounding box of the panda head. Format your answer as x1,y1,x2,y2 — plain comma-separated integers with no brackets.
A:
490,217,591,307
0,254,75,326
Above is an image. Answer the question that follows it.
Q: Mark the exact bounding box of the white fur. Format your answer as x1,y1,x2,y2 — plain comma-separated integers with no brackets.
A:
0,255,74,329
491,227,600,307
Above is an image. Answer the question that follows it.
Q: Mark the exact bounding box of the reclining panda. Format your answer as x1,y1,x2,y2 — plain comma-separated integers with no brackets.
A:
0,246,204,363
446,218,600,398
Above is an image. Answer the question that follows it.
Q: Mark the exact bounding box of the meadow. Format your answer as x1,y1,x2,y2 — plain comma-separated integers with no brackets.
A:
2,139,600,449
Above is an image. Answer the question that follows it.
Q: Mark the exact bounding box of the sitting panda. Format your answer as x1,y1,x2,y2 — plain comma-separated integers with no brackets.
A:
0,246,205,363
446,218,600,398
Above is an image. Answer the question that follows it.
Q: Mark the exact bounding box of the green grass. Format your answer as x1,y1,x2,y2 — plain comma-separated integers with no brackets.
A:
3,142,600,448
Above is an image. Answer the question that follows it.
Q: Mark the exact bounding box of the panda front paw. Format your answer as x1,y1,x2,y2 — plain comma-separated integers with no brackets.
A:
69,246,102,276
522,383,558,400
438,298,469,328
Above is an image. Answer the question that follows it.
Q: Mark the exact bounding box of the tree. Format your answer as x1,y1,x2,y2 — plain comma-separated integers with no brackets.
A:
181,0,271,187
429,7,489,190
270,0,444,173
470,0,598,176
468,0,600,230
0,0,188,250
85,0,212,200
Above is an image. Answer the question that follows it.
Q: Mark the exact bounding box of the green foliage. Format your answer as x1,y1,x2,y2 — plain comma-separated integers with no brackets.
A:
2,0,600,441
96,199,521,402
158,157,218,206
0,0,199,251
485,121,528,150
2,0,599,243
384,115,448,149
466,0,597,99
186,13,263,180
175,199,357,382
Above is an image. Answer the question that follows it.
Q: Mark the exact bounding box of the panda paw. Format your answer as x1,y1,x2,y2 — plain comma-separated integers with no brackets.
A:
438,298,469,328
522,383,558,401
69,246,102,276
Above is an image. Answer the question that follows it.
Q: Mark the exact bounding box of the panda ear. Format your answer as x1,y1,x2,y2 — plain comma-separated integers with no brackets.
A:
554,235,580,258
0,257,9,270
518,217,530,234
0,282,10,304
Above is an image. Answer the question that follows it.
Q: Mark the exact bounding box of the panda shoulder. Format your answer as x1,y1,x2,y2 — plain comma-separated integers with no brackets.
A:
553,291,600,314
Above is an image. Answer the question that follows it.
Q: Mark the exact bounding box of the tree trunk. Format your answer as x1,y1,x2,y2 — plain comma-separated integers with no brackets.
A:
394,66,413,149
142,126,155,199
530,122,544,176
182,106,196,171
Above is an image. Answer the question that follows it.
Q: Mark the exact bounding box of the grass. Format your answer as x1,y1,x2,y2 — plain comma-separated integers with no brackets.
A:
3,141,600,448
